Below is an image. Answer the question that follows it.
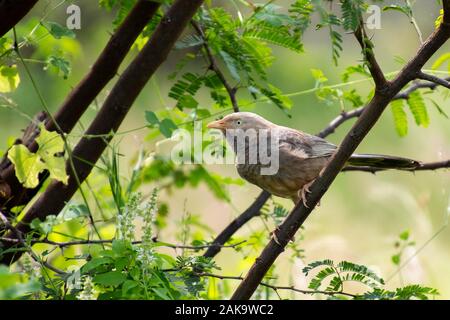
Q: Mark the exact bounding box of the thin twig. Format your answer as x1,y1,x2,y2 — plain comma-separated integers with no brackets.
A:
203,191,271,258
191,20,240,112
192,272,357,298
354,19,388,90
317,76,450,138
0,237,247,250
416,72,450,89
0,211,65,275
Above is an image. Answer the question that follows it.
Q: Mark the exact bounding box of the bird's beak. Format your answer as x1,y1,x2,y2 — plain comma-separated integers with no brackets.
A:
207,119,226,130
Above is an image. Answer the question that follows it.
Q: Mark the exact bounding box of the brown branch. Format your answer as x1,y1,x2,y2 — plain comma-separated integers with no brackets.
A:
0,211,64,274
354,20,388,90
0,0,38,38
203,191,270,259
416,72,450,89
317,75,450,138
0,237,246,250
231,4,450,300
207,73,450,261
444,0,450,23
317,107,365,138
191,272,357,298
0,0,206,265
0,0,161,210
191,20,240,112
202,72,450,261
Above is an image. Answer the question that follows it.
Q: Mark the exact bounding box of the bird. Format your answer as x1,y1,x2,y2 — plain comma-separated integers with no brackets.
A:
207,112,420,206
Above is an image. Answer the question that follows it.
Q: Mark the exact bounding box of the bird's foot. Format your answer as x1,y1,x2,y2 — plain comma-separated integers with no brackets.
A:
298,181,314,208
270,227,282,246
270,227,295,246
298,180,322,208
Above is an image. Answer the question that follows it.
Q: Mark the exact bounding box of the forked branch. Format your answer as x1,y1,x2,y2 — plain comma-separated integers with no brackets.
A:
231,2,450,300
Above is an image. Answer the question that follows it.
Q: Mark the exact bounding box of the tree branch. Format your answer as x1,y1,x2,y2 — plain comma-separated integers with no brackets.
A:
0,0,206,265
416,71,450,89
317,75,450,138
0,0,161,210
202,190,270,259
0,237,246,250
354,20,388,90
0,211,64,275
191,20,240,112
317,107,365,138
206,73,450,262
0,0,38,38
231,4,450,300
191,272,357,298
444,0,450,23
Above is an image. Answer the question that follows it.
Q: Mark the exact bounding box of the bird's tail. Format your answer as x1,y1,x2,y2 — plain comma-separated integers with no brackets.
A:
346,153,420,169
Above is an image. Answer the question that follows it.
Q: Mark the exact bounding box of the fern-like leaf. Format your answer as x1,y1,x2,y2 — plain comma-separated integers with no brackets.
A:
390,99,408,137
341,0,364,31
407,91,429,127
169,72,203,110
244,24,303,53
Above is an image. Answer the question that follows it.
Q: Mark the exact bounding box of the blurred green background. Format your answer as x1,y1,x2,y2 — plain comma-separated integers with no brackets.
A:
1,0,449,299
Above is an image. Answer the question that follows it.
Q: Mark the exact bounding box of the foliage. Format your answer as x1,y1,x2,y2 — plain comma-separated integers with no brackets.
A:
7,125,68,188
0,0,447,301
303,259,438,300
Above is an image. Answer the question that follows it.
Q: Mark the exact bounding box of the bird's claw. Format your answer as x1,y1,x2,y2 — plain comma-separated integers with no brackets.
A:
270,227,282,246
298,180,321,208
299,181,313,208
270,227,296,246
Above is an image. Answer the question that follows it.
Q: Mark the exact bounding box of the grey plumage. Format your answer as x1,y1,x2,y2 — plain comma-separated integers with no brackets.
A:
207,112,419,203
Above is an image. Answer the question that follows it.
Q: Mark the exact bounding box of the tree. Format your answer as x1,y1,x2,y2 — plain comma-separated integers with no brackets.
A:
0,0,449,300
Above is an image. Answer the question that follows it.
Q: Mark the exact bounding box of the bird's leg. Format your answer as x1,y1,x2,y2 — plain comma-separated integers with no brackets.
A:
298,180,316,208
270,227,282,246
270,226,295,246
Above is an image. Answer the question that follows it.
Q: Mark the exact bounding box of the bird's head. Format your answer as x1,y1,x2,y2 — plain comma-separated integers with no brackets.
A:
206,112,274,133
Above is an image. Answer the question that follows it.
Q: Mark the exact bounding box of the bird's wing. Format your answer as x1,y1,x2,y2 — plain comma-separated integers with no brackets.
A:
277,127,336,159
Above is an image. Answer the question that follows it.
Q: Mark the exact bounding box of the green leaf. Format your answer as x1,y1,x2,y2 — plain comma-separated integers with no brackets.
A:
260,84,292,114
243,24,303,53
94,271,127,286
394,284,439,300
399,230,410,241
7,126,68,189
145,111,160,126
407,91,429,127
122,280,139,296
431,52,450,71
430,99,449,119
435,9,444,29
82,257,114,273
30,216,57,235
168,72,203,110
311,68,328,84
41,21,76,39
341,0,364,31
35,126,69,184
7,145,46,189
390,100,408,137
159,119,178,138
383,5,412,17
0,65,20,92
391,254,401,265
45,55,71,79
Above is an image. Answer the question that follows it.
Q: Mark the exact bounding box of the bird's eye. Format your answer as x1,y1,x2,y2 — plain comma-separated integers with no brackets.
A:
236,120,242,125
